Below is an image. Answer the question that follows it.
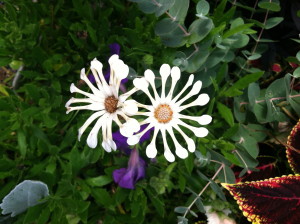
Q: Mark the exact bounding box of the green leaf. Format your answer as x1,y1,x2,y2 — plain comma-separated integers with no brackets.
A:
265,17,284,29
223,23,253,39
86,175,112,187
248,83,260,108
196,0,210,17
289,95,300,117
217,102,234,127
258,1,281,12
296,51,300,62
17,130,27,157
155,18,186,47
174,206,188,214
0,180,49,217
145,189,165,217
248,53,262,60
187,18,214,44
154,0,175,17
223,71,264,97
0,57,11,66
168,0,189,22
293,67,300,78
234,149,258,169
0,84,9,96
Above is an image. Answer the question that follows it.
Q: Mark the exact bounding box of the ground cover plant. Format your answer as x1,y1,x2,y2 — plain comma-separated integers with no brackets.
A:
0,0,300,223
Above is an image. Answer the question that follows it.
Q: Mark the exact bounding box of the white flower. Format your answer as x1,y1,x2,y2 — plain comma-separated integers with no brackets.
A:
65,55,139,152
127,64,212,162
205,206,236,224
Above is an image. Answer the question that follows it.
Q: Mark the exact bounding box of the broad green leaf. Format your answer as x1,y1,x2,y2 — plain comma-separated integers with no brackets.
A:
187,18,214,44
234,149,258,168
217,102,234,127
155,18,186,47
0,180,49,217
258,1,281,12
154,0,175,17
293,67,300,78
168,0,189,22
265,17,284,29
248,83,260,108
253,100,268,123
223,71,264,97
196,0,210,17
86,175,112,187
296,51,300,62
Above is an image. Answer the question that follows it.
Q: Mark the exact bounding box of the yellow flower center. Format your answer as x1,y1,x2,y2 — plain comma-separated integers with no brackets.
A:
154,104,173,123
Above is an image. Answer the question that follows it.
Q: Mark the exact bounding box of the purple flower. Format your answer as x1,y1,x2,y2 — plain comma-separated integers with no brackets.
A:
88,43,128,92
112,124,153,155
113,149,146,189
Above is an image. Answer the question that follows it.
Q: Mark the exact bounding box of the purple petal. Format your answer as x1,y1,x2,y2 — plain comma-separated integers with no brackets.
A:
113,168,135,189
113,124,153,154
113,149,146,189
109,43,121,55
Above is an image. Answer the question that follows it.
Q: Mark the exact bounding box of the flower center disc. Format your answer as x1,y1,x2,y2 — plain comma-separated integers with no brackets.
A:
104,96,118,113
154,104,173,123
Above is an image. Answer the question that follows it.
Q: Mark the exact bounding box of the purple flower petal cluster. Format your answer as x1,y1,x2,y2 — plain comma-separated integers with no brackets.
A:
112,124,153,189
113,149,146,189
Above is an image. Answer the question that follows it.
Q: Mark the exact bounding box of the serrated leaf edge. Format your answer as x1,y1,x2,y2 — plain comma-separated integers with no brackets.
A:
221,174,300,224
286,119,300,174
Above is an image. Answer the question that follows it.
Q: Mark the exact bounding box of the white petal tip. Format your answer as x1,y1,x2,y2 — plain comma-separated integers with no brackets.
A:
70,83,76,93
198,115,212,125
80,68,86,79
87,133,97,148
102,141,112,152
91,58,103,70
144,69,155,82
197,93,210,106
65,98,73,107
176,147,188,159
190,80,202,95
187,139,196,152
164,151,175,162
108,54,119,65
195,127,209,138
160,64,171,78
133,77,149,90
127,135,140,145
187,74,194,86
146,144,157,158
123,100,138,115
171,66,181,80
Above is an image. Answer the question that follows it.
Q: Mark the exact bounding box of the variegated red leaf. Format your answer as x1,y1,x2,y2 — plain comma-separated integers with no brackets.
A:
233,156,277,183
222,175,300,224
286,120,300,174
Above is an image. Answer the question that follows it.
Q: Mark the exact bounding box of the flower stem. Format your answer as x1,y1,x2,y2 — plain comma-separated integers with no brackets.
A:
183,163,224,219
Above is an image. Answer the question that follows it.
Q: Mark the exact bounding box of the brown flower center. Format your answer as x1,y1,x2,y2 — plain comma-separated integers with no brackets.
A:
154,104,173,123
104,96,118,113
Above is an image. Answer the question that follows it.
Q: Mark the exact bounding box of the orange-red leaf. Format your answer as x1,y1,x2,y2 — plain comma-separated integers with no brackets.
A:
222,175,300,224
286,120,300,174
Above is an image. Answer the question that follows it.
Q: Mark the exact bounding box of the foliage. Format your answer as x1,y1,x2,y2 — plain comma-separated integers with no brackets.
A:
222,175,300,224
0,0,299,223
